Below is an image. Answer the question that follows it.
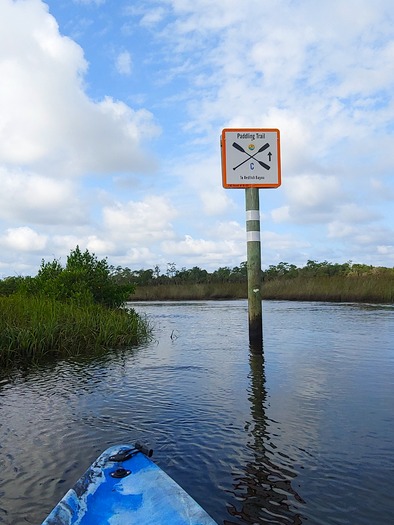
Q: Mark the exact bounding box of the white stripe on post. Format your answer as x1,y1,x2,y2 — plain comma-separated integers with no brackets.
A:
246,231,260,242
246,210,260,221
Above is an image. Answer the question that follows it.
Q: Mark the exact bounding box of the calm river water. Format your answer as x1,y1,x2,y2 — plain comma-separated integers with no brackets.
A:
1,300,394,525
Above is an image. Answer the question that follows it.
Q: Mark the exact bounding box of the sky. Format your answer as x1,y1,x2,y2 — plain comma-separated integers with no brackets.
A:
1,0,394,278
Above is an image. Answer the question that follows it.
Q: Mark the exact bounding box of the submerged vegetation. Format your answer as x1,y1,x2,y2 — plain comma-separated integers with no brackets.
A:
0,247,151,367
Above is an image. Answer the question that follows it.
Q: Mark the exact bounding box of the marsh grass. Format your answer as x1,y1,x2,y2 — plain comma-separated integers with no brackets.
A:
0,295,152,367
130,274,394,303
131,282,247,301
261,275,394,303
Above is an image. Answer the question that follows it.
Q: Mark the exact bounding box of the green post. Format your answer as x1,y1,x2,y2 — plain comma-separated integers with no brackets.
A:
245,187,262,349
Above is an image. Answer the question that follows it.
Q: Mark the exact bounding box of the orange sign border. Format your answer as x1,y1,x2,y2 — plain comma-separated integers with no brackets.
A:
221,128,281,189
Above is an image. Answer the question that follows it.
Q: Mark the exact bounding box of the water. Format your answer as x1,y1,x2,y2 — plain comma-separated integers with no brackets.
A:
0,300,393,525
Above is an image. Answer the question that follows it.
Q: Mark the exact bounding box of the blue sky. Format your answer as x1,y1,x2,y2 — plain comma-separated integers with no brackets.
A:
1,0,394,277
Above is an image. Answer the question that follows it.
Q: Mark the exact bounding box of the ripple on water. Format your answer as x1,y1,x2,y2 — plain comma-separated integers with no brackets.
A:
1,300,394,525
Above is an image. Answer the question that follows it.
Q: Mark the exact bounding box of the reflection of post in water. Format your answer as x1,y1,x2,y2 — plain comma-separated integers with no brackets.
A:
225,350,305,525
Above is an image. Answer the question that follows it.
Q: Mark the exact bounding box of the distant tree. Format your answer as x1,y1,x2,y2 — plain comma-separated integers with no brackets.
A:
131,269,155,286
211,266,232,282
188,266,209,283
110,266,134,285
175,266,209,284
349,263,374,276
153,265,161,279
166,262,177,278
264,262,298,280
299,260,352,277
231,262,248,282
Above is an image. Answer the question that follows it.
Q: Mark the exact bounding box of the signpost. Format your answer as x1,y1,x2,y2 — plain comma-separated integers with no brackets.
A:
221,128,281,350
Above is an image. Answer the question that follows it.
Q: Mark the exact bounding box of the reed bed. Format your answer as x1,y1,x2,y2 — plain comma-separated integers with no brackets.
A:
131,282,247,301
130,274,394,304
0,295,152,367
261,275,394,303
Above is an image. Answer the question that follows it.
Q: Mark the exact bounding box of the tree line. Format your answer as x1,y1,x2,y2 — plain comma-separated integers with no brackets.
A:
110,259,393,287
1,249,393,302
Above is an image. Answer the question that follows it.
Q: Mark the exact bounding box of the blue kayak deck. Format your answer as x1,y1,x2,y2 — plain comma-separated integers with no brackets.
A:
41,445,218,525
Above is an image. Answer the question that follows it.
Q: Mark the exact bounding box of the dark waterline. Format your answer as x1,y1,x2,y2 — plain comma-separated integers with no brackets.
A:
0,300,393,525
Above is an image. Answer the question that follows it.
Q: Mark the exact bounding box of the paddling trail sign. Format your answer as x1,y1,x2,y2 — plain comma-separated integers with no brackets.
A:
221,128,281,188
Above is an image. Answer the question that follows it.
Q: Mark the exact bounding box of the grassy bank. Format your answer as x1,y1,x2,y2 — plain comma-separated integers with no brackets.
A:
0,295,151,367
130,274,394,303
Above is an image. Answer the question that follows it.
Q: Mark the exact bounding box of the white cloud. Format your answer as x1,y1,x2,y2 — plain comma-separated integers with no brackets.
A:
377,245,394,258
199,189,232,215
271,206,291,224
370,178,394,201
161,234,244,264
85,236,116,255
335,204,380,224
115,50,132,76
272,174,344,224
140,7,167,27
148,0,394,179
327,222,357,240
260,230,311,253
52,235,86,254
0,168,84,225
0,0,159,176
73,0,106,5
120,246,156,265
1,227,47,252
102,196,178,244
168,154,235,216
288,176,341,209
1,0,394,275
211,221,245,241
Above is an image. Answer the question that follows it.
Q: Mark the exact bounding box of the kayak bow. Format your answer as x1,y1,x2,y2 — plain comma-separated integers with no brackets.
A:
41,443,218,525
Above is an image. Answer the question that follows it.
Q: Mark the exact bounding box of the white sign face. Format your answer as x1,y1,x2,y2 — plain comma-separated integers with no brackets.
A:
221,128,281,188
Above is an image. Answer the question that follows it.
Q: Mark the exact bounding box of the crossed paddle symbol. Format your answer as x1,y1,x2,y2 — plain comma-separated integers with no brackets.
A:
232,142,270,171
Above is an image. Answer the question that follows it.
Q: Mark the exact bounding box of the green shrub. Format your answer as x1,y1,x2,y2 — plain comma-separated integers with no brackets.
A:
20,246,135,308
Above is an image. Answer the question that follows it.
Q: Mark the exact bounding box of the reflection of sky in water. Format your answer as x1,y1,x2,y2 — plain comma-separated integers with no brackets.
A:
262,302,394,524
0,300,393,525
